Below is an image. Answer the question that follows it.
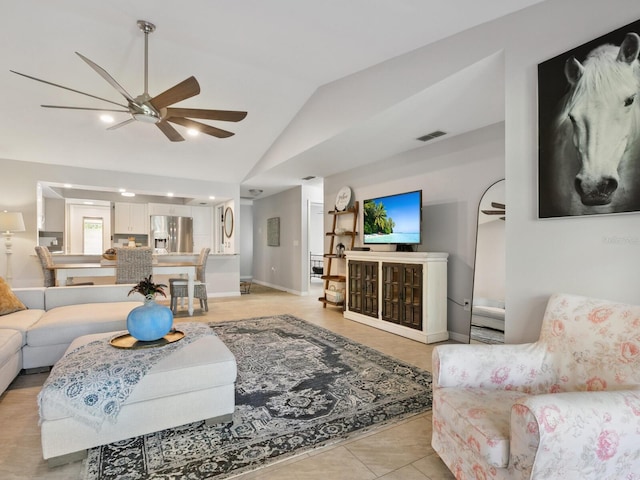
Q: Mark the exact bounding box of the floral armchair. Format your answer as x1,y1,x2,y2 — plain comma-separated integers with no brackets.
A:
432,293,640,479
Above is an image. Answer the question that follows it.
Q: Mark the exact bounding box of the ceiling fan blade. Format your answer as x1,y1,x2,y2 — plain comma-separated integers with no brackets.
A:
42,105,130,113
164,107,247,122
10,70,129,109
156,121,185,142
75,52,136,103
491,202,506,209
167,117,234,138
107,118,136,130
150,76,200,109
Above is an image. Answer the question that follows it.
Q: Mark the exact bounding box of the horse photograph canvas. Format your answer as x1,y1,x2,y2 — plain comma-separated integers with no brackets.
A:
538,19,640,218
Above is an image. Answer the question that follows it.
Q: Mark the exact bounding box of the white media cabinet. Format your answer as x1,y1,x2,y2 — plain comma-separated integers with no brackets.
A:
344,251,449,343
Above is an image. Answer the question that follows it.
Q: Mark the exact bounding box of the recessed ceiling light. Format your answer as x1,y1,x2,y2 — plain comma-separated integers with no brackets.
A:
118,188,126,193
63,184,72,188
121,192,135,197
100,114,114,124
187,129,199,137
209,196,216,200
167,192,174,197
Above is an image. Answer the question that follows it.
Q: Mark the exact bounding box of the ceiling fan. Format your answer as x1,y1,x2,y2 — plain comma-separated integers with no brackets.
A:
481,202,506,220
10,20,247,142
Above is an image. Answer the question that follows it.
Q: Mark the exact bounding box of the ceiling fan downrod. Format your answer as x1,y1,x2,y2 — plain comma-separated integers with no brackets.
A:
137,20,155,96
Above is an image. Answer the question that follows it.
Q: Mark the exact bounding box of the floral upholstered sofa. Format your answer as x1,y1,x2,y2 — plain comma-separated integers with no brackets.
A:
432,293,640,479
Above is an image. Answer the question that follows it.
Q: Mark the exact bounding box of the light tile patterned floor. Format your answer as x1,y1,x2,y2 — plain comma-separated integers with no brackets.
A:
0,281,455,479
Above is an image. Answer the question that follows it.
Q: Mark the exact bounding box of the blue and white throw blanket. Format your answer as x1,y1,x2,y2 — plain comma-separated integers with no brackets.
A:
38,322,214,431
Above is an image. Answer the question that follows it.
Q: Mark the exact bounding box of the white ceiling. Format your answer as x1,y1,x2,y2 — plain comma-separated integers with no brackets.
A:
1,0,543,198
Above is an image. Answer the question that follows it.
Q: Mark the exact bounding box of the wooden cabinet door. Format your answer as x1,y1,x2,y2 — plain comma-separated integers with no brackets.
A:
401,263,423,330
348,260,363,314
361,261,378,318
382,262,422,330
348,260,378,318
381,263,401,325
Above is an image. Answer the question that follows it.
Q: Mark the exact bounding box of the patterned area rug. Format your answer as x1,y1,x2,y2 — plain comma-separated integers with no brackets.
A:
83,315,433,479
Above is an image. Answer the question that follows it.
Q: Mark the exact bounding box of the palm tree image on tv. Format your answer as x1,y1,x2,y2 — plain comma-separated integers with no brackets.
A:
364,201,395,235
363,191,421,244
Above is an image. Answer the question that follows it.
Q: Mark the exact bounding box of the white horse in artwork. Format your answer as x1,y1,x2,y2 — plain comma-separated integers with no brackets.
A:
547,32,640,216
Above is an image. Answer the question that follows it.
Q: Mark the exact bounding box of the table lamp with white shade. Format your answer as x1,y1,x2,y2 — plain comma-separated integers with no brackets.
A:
0,211,25,285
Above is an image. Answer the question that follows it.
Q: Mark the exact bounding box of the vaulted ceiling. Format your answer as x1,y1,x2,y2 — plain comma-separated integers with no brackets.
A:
1,0,544,198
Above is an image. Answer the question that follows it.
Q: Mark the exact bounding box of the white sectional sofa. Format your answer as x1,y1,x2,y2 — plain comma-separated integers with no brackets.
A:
0,285,142,396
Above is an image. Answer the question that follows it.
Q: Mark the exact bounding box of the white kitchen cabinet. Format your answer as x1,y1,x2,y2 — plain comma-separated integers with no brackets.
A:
191,206,213,251
114,202,148,234
148,203,192,217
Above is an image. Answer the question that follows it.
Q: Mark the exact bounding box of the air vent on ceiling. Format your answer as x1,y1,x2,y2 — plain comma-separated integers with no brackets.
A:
416,130,447,142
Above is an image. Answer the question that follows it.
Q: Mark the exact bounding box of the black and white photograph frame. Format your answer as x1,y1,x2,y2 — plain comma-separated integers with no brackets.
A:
538,18,640,218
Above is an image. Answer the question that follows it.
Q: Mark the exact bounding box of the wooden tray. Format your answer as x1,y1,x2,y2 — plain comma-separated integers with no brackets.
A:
109,330,185,349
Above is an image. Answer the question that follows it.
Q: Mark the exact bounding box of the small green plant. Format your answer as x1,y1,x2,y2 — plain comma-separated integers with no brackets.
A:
128,275,167,299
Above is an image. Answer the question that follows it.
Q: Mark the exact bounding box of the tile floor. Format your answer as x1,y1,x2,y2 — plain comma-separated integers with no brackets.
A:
0,281,456,480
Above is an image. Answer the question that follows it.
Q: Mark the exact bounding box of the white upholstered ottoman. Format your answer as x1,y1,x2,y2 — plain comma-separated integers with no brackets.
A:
38,323,237,466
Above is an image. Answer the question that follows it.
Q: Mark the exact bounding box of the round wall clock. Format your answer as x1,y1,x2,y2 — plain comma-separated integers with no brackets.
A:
335,186,353,211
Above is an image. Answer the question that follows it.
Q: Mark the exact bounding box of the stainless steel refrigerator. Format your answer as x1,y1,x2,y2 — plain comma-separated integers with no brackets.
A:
150,215,193,253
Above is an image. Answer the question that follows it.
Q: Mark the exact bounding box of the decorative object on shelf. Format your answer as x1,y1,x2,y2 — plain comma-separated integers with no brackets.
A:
325,284,345,303
102,247,117,260
267,217,280,246
0,211,25,286
126,275,174,342
224,207,234,238
335,186,353,211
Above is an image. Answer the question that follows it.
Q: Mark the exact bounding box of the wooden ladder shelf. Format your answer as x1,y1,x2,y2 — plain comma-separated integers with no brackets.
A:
319,201,359,308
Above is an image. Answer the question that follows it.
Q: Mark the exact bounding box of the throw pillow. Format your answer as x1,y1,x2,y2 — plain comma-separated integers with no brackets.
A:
0,277,26,316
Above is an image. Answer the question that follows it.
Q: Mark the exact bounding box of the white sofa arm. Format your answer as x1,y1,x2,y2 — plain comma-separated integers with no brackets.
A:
511,390,640,479
433,343,551,391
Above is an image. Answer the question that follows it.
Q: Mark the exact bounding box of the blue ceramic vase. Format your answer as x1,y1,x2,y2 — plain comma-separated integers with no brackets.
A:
127,296,174,341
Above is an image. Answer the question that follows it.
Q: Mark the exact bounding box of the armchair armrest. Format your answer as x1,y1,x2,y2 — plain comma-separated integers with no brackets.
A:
433,343,551,391
511,390,640,479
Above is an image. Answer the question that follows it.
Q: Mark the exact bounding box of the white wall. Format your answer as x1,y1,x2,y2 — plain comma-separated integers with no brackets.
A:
325,123,505,340
249,184,323,295
503,0,640,342
252,187,304,294
239,200,254,278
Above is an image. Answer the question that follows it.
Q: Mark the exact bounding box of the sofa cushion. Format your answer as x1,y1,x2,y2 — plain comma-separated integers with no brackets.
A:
0,277,26,316
0,329,22,365
44,285,136,310
26,301,141,348
435,387,530,468
0,308,46,344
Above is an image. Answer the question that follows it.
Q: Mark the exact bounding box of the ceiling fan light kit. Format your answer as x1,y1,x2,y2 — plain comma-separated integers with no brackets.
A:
10,20,246,142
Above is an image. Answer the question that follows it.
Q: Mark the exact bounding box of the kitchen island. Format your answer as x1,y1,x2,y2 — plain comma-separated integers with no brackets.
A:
46,252,241,299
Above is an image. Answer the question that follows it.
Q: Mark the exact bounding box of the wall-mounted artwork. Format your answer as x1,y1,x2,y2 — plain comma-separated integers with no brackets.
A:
538,19,640,218
267,217,280,246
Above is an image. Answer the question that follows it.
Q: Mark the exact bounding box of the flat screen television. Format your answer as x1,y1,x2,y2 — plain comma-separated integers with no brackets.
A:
363,190,422,245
